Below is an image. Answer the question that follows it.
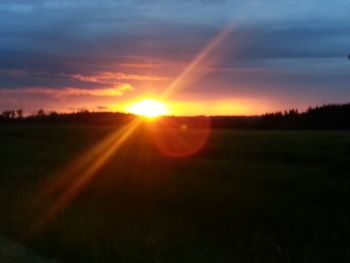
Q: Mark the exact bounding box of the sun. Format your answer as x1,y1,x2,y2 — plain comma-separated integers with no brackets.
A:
127,99,168,118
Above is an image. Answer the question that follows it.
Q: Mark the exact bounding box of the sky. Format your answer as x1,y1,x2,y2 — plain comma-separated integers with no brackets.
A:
0,0,349,115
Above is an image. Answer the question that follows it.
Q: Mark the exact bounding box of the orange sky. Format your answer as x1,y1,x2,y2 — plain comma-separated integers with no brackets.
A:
1,57,347,116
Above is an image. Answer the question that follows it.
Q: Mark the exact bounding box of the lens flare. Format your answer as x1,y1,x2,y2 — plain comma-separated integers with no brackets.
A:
31,120,140,232
147,117,211,157
31,22,237,232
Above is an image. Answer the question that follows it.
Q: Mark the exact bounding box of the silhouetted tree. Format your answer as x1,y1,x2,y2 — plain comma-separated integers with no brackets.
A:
2,111,11,119
16,109,23,118
37,109,45,117
49,111,58,117
1,110,15,119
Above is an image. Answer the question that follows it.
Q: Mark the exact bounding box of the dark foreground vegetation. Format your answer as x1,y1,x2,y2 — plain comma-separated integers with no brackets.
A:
1,102,350,129
0,124,349,262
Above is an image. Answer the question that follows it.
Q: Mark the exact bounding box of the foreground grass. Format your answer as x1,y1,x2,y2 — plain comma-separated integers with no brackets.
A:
0,124,350,262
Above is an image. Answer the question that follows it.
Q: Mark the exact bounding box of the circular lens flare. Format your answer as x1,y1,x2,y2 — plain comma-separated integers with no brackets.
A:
148,117,211,157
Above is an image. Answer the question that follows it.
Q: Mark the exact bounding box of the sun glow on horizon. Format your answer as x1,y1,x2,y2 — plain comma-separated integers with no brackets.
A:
127,99,169,118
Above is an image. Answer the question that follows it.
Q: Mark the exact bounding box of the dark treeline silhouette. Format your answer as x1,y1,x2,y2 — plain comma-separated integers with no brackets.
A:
0,109,135,126
211,104,350,130
1,103,350,130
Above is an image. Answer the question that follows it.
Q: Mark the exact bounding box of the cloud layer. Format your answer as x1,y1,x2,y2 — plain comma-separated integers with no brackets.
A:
0,0,349,114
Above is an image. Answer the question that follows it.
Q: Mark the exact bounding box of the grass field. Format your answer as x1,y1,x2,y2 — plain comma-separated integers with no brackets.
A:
0,124,350,262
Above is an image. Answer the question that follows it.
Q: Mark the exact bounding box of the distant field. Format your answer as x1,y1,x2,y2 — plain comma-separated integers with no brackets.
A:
0,124,350,262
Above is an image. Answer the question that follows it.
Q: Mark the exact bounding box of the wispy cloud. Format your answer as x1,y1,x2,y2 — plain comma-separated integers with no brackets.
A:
0,84,134,98
70,72,168,83
117,63,162,69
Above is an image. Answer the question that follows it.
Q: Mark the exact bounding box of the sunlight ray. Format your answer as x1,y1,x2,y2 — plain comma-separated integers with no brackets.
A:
32,119,140,232
161,24,235,99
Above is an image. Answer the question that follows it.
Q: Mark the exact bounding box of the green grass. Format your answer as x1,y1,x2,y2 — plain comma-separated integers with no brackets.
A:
0,124,350,262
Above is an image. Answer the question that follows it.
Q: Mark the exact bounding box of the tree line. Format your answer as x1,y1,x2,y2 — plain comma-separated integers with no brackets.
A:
1,103,350,130
211,103,350,130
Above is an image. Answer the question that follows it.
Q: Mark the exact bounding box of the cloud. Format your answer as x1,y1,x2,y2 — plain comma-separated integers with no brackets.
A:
70,72,168,83
0,84,134,98
117,63,161,68
1,0,350,113
97,105,108,110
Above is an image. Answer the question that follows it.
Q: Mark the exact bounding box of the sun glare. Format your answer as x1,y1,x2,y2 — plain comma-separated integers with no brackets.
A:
128,99,168,118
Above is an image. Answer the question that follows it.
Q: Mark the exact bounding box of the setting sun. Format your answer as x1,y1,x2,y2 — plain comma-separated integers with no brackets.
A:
127,99,168,118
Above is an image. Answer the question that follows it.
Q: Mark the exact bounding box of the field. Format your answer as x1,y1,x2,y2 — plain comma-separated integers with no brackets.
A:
0,124,350,262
